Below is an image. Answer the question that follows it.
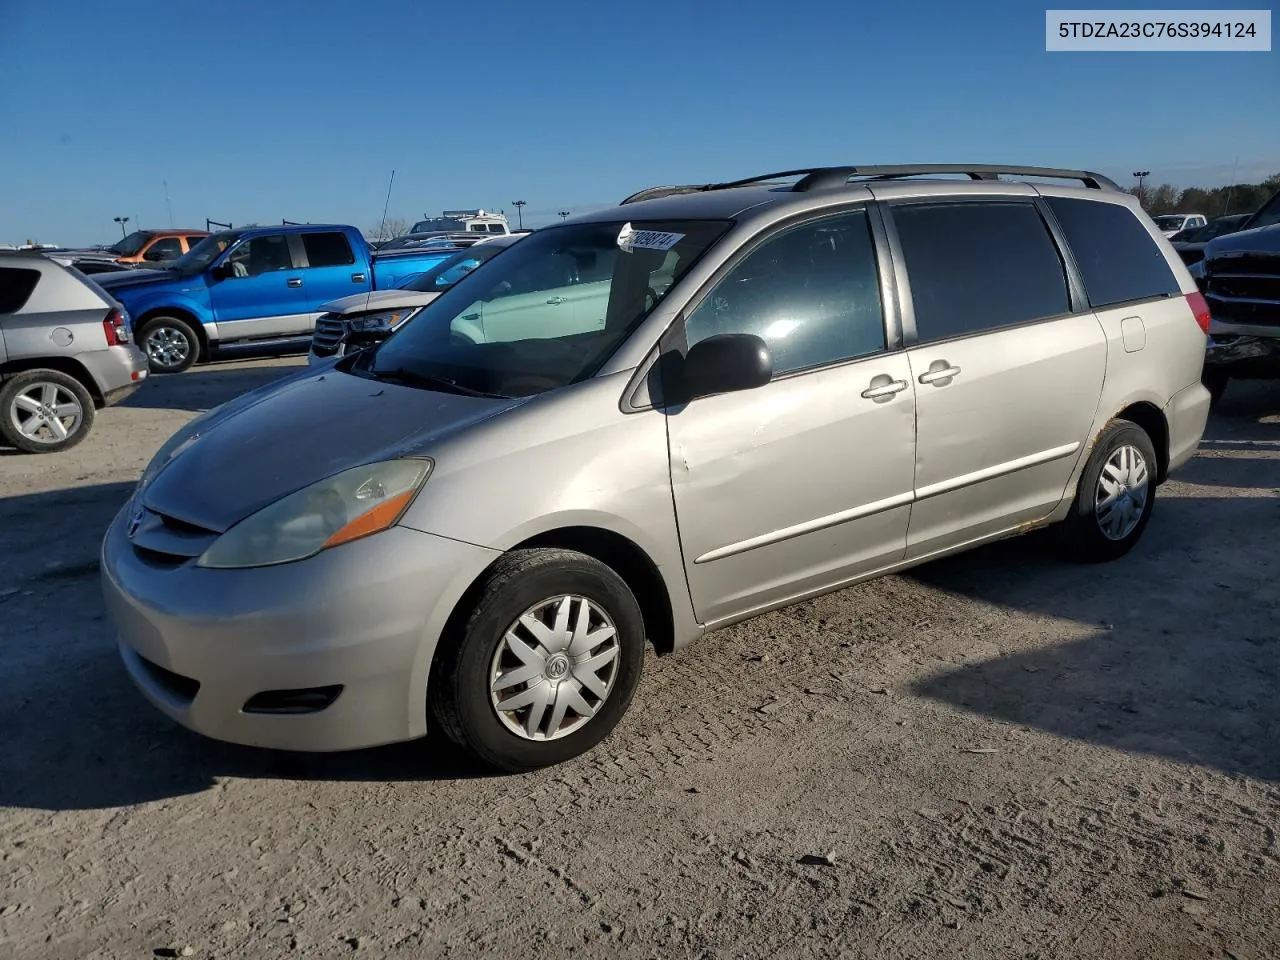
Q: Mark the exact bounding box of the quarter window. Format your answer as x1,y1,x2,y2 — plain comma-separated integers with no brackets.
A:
1044,196,1181,308
893,201,1071,342
683,210,886,376
0,267,40,313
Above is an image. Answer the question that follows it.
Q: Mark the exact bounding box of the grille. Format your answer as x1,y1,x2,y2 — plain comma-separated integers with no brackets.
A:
1206,275,1280,304
311,314,346,356
129,505,220,566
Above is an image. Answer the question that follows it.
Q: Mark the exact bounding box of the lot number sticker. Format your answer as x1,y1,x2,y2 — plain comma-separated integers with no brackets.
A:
617,222,684,253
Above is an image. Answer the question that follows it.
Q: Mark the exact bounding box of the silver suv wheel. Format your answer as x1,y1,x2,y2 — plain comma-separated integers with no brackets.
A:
8,380,84,446
489,595,621,741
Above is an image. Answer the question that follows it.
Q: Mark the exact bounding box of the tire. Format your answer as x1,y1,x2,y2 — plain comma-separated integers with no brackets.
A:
1057,419,1158,563
0,368,96,454
430,548,646,772
1203,369,1229,405
138,315,200,374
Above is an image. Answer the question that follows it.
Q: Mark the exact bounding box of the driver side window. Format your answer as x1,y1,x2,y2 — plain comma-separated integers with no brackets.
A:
683,210,886,376
226,235,295,278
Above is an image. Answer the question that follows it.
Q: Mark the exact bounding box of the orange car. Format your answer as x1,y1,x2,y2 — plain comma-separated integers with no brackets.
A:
105,229,210,265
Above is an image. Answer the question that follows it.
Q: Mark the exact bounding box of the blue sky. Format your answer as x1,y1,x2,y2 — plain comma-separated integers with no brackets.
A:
1,0,1275,245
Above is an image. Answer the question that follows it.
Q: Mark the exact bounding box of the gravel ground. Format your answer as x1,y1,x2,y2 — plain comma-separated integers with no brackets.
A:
1,356,1277,960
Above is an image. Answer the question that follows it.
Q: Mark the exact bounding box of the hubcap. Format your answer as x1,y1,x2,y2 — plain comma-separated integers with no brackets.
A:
1095,443,1150,541
8,382,83,445
145,326,191,368
489,595,621,742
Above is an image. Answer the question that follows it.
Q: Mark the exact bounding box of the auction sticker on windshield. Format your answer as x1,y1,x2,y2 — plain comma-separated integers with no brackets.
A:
617,223,685,253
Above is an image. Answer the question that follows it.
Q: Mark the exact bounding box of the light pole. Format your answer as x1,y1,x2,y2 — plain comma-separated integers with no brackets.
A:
113,216,130,238
511,200,527,231
558,210,570,221
1132,170,1150,208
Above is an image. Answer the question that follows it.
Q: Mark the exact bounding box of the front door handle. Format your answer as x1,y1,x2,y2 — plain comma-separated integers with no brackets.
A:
918,361,961,386
546,296,567,305
861,375,909,402
287,277,303,288
351,272,367,283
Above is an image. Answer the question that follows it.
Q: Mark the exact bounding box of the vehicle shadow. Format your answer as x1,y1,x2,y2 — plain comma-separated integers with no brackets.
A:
0,481,492,812
119,357,308,413
908,382,1280,784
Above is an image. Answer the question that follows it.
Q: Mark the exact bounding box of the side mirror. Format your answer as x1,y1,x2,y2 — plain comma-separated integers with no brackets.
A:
344,314,395,348
678,333,772,401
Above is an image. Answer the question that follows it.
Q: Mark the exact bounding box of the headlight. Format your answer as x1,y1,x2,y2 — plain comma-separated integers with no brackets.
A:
196,458,432,569
348,309,416,333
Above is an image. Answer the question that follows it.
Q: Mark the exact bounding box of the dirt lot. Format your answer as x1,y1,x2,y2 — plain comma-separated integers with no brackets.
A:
1,356,1277,960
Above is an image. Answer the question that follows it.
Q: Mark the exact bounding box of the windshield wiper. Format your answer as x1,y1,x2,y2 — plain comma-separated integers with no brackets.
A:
370,366,508,399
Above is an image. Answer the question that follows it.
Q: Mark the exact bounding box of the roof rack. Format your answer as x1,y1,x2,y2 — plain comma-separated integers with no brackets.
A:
619,165,1120,204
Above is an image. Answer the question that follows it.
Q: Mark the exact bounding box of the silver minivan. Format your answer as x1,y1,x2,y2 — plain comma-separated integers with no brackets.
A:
102,165,1212,771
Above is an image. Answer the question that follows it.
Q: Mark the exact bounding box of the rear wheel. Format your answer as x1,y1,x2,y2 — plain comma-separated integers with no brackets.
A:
430,548,645,772
139,316,199,373
0,369,96,454
1057,420,1158,563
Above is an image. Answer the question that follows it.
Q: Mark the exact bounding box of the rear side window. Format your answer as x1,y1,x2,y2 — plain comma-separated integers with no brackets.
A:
0,267,40,313
301,232,355,267
1044,196,1180,308
893,201,1070,342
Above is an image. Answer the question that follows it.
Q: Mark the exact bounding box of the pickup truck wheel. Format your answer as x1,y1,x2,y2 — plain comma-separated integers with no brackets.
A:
139,316,199,373
0,369,95,454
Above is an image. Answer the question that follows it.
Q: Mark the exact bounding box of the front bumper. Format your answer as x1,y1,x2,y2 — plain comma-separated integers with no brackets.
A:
80,344,148,406
101,503,499,751
1205,330,1280,378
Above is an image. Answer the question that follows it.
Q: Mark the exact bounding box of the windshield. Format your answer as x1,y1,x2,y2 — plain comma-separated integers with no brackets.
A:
170,231,241,275
402,244,506,292
358,219,730,398
1247,191,1280,230
107,230,154,256
411,218,466,234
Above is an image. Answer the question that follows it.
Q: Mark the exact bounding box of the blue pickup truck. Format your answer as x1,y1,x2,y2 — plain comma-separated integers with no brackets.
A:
95,224,460,373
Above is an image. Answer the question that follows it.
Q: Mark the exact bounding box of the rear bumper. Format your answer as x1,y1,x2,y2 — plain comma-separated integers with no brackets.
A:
1165,380,1211,474
80,344,148,406
1205,332,1280,378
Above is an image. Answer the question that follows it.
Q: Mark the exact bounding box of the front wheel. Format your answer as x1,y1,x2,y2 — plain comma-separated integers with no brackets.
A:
139,316,199,374
1057,420,1158,563
430,549,645,772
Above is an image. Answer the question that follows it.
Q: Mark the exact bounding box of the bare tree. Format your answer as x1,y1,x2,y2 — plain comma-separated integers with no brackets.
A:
368,217,409,241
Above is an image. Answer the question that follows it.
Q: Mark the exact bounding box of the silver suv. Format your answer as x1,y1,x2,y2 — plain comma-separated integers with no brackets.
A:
102,165,1211,771
1,253,148,453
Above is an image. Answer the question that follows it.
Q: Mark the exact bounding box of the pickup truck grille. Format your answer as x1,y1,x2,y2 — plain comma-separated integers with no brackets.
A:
311,314,346,357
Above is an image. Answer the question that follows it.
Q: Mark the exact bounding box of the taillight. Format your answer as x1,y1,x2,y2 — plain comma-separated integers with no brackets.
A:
102,307,130,345
1186,292,1211,336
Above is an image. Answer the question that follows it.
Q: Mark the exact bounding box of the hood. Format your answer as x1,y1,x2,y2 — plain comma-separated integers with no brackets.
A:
321,289,442,317
1204,223,1280,261
95,267,179,291
142,365,522,531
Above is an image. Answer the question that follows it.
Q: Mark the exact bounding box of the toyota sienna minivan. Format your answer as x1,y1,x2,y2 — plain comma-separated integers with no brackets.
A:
102,165,1212,771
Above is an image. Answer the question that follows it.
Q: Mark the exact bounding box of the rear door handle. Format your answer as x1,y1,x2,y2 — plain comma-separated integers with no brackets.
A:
918,362,961,385
351,273,366,283
860,375,909,402
287,277,303,288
